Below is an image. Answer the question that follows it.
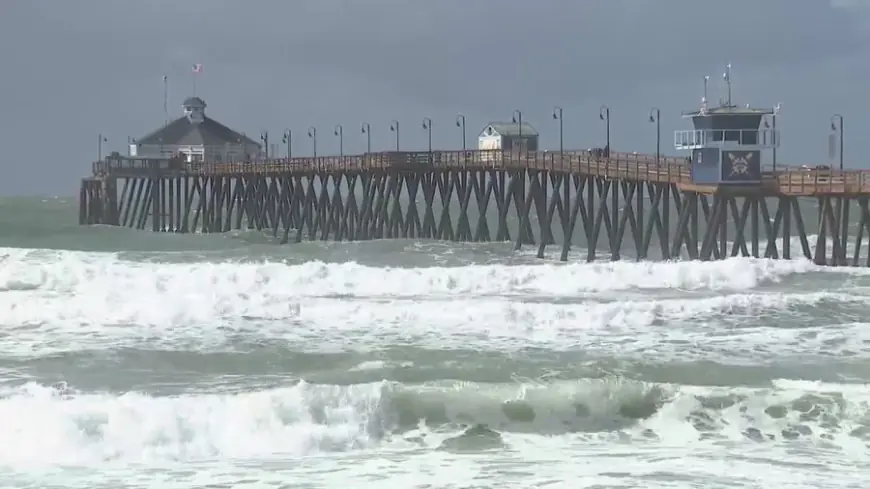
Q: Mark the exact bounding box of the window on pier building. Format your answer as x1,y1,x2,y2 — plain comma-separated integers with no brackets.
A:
710,129,758,145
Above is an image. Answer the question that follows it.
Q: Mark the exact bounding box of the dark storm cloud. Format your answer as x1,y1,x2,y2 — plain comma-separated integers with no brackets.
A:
0,0,868,195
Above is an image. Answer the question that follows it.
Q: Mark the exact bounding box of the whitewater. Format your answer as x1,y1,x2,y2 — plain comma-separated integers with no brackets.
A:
1,199,869,488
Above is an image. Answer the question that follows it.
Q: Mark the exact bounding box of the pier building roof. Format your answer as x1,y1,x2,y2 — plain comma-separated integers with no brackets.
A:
480,122,539,137
681,105,775,118
136,97,260,147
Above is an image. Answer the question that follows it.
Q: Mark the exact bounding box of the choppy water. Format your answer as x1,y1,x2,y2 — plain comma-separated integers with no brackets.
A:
0,196,868,488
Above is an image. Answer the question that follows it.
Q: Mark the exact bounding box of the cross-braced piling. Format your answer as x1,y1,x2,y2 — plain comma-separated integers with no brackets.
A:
80,150,870,266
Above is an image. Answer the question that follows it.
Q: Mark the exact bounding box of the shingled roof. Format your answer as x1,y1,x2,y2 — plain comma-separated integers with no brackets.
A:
481,122,539,137
136,97,259,147
136,117,259,146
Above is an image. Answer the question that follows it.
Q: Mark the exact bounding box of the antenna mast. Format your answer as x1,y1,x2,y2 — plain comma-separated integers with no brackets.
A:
702,75,709,113
723,63,733,107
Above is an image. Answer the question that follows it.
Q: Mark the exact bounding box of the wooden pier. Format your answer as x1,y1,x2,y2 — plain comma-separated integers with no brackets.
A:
79,149,870,266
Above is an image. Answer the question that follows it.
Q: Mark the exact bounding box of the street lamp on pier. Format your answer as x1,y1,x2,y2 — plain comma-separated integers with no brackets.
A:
456,114,467,151
831,114,844,171
763,104,781,171
334,124,344,156
308,126,317,157
599,105,611,155
511,110,523,152
98,133,107,161
422,117,432,154
282,129,292,158
648,107,660,165
552,106,563,158
361,122,371,153
389,120,400,151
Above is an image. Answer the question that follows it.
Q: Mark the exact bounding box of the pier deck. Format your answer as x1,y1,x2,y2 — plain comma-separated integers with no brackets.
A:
80,149,870,267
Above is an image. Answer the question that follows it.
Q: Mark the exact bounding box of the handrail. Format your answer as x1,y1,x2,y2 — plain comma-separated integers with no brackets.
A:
92,149,870,195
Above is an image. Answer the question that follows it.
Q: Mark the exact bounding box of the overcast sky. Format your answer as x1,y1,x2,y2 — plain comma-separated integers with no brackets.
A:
1,0,869,195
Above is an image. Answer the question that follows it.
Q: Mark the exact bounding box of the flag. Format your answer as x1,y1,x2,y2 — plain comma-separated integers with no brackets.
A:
192,64,202,73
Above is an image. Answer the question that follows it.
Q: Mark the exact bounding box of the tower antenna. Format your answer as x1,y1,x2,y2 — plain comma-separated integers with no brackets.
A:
702,75,710,113
723,63,733,107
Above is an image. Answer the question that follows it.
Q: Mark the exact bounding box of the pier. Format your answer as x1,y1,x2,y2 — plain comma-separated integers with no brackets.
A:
80,147,870,267
78,95,870,267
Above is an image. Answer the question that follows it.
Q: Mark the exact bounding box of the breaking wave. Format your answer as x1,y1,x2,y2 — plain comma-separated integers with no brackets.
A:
0,247,835,298
0,378,868,467
0,246,866,358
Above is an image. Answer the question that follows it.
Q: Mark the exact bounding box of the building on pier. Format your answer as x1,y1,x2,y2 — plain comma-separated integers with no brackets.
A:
674,96,779,186
129,96,261,163
478,122,539,152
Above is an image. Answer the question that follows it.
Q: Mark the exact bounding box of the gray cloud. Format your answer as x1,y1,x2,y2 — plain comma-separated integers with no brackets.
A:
1,0,868,195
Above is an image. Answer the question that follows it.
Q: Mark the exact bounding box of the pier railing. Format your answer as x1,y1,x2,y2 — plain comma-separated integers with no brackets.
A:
93,149,870,196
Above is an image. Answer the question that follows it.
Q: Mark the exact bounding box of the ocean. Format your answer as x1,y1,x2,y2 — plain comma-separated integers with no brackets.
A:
0,195,868,488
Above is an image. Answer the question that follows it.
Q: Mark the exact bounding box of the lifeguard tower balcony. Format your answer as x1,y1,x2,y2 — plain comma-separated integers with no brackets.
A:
674,69,780,186
674,105,779,151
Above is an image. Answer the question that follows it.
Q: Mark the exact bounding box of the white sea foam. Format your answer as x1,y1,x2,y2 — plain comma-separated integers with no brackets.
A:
1,246,869,488
0,378,867,470
0,247,835,298
3,293,867,360
0,247,866,360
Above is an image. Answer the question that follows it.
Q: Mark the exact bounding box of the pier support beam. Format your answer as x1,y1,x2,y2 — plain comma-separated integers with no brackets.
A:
77,152,870,268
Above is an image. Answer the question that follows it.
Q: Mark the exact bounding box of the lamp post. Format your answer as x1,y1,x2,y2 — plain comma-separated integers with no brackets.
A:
260,131,269,159
599,105,610,155
831,114,844,170
422,117,432,153
552,106,563,159
308,126,317,157
456,114,467,150
764,105,781,171
773,103,780,171
334,124,344,156
389,120,400,151
282,129,292,158
422,117,433,165
511,110,523,152
648,107,660,165
361,122,371,153
98,134,107,160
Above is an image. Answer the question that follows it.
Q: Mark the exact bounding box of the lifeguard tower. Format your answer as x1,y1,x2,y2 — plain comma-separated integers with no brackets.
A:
673,65,779,186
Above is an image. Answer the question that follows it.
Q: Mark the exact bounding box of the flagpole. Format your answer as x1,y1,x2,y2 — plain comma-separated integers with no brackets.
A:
191,64,202,96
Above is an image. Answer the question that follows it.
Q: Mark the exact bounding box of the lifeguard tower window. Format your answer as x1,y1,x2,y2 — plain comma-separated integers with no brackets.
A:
693,113,763,146
712,130,758,145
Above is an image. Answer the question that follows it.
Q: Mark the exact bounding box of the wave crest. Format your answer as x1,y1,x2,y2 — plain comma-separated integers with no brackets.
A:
0,378,868,466
0,247,831,298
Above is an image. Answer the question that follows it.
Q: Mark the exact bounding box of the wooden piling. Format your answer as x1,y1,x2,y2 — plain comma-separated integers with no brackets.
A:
78,150,870,267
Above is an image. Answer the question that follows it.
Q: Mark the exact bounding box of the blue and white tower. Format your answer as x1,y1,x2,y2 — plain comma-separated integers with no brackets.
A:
674,65,780,185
